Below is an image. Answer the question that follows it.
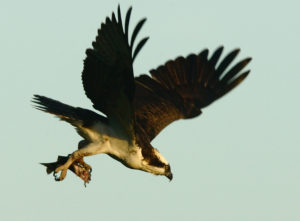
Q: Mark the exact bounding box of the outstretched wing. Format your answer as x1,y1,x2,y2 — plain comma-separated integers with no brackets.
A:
134,47,251,142
82,6,148,139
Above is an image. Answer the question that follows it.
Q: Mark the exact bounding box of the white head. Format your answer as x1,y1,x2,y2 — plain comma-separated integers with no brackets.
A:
141,148,173,181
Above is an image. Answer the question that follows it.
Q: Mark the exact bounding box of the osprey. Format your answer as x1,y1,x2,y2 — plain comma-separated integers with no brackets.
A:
33,6,251,185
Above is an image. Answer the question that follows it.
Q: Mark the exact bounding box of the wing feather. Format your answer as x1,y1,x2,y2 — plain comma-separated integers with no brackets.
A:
134,47,251,142
82,6,148,139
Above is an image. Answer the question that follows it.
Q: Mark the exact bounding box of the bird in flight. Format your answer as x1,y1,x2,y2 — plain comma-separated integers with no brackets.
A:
33,6,251,186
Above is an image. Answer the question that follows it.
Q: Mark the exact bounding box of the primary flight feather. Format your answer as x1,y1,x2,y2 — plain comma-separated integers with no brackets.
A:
33,6,251,185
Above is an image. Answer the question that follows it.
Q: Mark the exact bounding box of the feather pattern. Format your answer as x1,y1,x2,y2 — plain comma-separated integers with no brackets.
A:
82,6,148,140
32,95,108,140
32,6,251,184
134,47,251,143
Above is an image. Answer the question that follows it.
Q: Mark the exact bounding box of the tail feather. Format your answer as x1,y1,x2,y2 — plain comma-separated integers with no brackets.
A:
32,95,107,128
40,155,69,174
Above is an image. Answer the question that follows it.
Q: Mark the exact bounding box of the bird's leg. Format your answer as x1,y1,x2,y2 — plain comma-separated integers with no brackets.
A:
54,154,78,181
68,139,93,184
54,141,108,182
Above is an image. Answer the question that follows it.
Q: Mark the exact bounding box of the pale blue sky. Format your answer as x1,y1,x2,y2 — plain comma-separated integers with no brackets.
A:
1,0,299,220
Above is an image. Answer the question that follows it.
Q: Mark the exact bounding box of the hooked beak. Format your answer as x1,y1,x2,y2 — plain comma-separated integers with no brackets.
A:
166,172,173,181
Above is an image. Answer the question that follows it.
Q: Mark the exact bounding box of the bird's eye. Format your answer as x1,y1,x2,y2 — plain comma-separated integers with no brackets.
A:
165,164,170,171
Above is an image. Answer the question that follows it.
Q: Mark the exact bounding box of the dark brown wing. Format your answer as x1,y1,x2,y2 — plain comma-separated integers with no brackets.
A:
134,47,251,142
82,6,148,139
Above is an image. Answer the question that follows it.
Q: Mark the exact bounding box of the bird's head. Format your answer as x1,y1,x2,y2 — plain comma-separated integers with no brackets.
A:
141,148,173,181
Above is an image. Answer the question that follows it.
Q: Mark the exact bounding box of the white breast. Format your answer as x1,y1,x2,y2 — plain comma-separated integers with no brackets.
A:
86,121,144,169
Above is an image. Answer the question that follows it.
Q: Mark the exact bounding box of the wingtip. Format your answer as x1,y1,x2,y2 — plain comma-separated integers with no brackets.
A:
141,17,147,23
31,94,43,103
241,69,251,78
111,12,117,22
126,6,133,21
214,45,224,53
246,57,252,63
32,94,41,99
199,48,209,58
239,57,252,69
117,4,122,20
31,95,40,105
105,17,112,24
232,48,241,55
231,69,251,85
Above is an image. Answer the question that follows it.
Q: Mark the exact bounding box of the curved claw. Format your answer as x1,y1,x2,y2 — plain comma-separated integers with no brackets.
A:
54,165,68,181
46,156,92,185
53,171,59,181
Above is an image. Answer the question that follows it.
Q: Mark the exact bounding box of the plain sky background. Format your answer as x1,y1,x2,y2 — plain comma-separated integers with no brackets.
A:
1,0,299,220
